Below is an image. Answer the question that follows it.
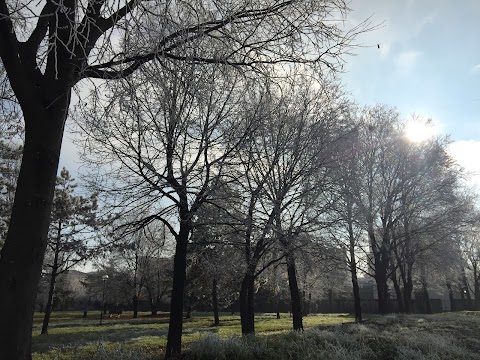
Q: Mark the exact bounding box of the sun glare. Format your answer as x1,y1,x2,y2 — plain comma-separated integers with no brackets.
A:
404,119,439,143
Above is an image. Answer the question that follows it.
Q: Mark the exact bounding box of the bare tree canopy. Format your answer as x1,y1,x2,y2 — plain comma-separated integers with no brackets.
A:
0,0,372,358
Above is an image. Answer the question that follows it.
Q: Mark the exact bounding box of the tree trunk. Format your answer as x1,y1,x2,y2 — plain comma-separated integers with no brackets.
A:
146,287,158,316
165,224,190,359
328,289,333,312
446,282,455,312
286,252,303,331
41,269,58,335
0,111,66,359
347,207,362,322
184,305,192,319
133,295,138,319
391,271,404,313
368,226,390,314
150,303,158,316
42,231,62,335
459,284,465,300
133,250,139,319
422,279,431,314
212,278,220,326
375,264,389,314
403,272,413,313
462,269,473,310
473,265,479,310
239,272,255,335
351,275,362,322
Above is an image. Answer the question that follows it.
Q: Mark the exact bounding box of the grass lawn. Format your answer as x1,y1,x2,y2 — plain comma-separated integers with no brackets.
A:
32,311,353,359
31,311,480,359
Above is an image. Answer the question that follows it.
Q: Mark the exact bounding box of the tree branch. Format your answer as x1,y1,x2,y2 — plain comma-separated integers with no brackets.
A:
80,1,298,79
0,0,34,105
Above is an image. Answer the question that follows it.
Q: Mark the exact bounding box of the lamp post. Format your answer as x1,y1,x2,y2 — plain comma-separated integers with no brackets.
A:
100,274,109,325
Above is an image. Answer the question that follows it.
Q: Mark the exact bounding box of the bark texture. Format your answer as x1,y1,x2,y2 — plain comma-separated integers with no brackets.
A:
239,272,255,335
165,224,190,359
286,252,303,331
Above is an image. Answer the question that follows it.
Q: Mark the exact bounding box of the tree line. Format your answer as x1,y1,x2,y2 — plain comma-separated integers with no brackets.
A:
0,0,477,359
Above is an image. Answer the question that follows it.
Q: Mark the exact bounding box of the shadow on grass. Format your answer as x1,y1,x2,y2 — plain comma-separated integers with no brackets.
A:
32,325,168,353
31,312,355,357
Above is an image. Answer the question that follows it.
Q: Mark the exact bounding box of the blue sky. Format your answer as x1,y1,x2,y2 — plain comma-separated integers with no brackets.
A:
60,1,480,184
341,0,480,185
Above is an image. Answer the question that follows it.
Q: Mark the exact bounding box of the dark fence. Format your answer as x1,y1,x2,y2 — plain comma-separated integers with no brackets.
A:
314,298,443,314
450,299,478,311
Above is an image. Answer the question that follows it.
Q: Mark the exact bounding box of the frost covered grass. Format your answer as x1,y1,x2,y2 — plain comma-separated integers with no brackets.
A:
32,311,480,359
186,313,480,360
32,312,352,359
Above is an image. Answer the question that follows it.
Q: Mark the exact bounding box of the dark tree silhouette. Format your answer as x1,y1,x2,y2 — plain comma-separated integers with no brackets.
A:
0,1,369,357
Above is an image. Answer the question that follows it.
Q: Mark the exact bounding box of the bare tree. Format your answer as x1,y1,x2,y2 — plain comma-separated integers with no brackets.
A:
230,74,349,333
0,0,371,355
344,105,403,314
328,155,366,321
111,221,172,317
344,106,468,314
265,76,348,331
457,211,480,309
77,59,260,355
389,140,469,313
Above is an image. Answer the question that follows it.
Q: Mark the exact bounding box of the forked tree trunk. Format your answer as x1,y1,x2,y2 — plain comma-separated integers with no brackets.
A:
239,272,255,335
0,105,67,359
368,228,390,314
391,271,404,313
212,278,220,326
165,223,190,359
403,272,413,313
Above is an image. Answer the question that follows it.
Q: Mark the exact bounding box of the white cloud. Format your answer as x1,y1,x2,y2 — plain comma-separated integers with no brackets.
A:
395,50,422,73
470,64,480,74
448,140,480,189
345,1,436,57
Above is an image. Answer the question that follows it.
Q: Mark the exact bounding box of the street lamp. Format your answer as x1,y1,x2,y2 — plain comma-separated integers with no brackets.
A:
100,274,109,325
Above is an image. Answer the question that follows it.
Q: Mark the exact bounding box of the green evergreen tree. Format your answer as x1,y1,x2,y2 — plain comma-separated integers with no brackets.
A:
41,168,98,334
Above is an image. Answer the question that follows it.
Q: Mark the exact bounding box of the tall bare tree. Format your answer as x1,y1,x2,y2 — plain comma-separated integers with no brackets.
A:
0,0,370,356
265,76,348,331
344,106,468,314
77,59,261,355
231,74,350,333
